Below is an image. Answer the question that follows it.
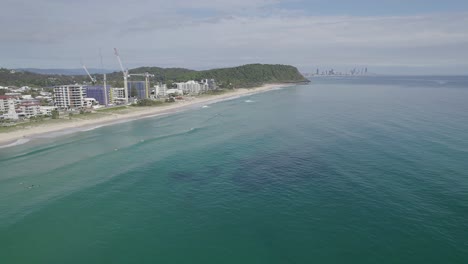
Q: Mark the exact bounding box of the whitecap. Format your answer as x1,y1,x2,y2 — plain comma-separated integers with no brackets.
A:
0,138,31,149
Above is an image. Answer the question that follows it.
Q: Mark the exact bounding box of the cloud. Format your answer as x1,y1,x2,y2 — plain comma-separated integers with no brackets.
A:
113,13,468,68
0,0,467,73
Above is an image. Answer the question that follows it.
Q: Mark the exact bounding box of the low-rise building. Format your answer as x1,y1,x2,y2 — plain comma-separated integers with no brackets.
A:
5,92,22,97
40,106,58,116
17,101,41,118
40,91,52,96
84,98,97,108
165,89,184,96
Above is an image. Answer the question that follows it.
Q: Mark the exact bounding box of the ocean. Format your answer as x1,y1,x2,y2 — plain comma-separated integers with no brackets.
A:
1,76,467,263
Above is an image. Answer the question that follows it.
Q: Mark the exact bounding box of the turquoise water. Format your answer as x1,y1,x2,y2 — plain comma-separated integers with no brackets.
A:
1,76,468,263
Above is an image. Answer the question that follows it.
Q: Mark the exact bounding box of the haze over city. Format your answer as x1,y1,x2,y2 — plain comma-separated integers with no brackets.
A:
1,0,468,74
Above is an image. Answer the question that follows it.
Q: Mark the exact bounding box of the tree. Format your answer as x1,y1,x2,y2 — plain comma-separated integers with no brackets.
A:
51,110,59,119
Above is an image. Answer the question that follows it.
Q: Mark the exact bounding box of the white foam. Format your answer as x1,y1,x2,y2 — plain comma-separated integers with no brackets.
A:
0,138,30,149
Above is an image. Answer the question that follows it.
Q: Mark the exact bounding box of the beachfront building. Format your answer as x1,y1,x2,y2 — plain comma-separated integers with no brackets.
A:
174,79,217,95
54,85,86,110
17,101,41,118
0,96,16,112
40,106,58,116
175,80,202,95
201,79,217,91
154,83,167,97
0,95,19,120
85,85,111,105
165,89,183,96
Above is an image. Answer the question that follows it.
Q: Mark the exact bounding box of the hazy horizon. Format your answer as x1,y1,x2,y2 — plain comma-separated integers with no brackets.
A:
2,0,468,75
11,66,468,77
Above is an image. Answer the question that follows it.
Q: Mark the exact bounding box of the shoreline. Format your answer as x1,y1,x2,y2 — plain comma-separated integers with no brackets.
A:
0,83,292,149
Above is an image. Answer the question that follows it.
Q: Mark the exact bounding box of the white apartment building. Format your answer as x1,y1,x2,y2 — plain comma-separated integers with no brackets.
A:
0,95,19,120
154,83,167,97
175,80,202,95
54,85,86,109
0,96,15,112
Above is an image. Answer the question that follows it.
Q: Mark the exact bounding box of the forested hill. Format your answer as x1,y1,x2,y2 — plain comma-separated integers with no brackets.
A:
0,64,308,88
0,68,86,87
126,64,309,88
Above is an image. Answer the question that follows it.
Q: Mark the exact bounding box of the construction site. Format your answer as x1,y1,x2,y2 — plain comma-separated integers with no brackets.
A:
74,48,217,110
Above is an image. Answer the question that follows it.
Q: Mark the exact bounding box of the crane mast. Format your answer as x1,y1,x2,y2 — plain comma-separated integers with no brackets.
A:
99,50,109,106
114,48,129,104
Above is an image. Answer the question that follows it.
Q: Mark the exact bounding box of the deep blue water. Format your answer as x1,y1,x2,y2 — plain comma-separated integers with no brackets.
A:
1,76,468,263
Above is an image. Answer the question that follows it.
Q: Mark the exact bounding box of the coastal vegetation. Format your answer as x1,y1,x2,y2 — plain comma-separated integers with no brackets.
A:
133,99,165,107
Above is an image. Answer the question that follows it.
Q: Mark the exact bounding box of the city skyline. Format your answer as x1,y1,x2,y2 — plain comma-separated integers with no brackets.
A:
1,0,468,75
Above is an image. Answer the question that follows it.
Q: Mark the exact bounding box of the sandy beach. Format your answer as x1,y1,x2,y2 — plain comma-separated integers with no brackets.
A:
0,83,291,148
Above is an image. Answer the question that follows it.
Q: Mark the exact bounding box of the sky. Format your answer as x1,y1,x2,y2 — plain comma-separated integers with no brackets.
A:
1,0,468,74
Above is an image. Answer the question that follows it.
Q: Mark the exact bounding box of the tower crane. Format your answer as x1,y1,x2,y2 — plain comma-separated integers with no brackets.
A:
82,63,97,84
128,72,155,99
113,48,129,104
99,50,109,106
